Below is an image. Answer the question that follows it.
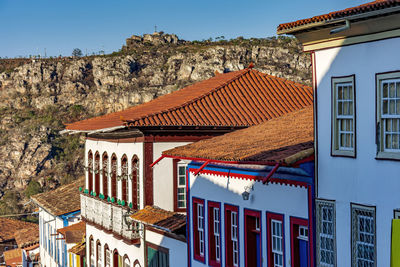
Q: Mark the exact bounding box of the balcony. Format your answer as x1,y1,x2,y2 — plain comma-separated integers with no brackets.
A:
80,194,140,242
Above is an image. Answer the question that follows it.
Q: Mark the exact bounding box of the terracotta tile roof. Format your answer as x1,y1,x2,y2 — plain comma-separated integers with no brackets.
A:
3,249,22,267
164,105,314,165
0,218,37,242
65,68,312,132
14,227,39,248
31,178,84,216
57,221,85,244
68,241,86,256
130,206,186,233
278,0,400,33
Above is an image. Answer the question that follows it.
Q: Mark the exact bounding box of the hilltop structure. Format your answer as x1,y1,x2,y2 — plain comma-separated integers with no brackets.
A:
122,31,185,51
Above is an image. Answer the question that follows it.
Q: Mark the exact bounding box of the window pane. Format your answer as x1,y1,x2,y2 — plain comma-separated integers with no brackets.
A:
179,176,185,186
338,86,343,100
179,166,185,176
390,100,396,114
390,83,396,97
383,100,388,115
338,102,343,115
383,83,388,97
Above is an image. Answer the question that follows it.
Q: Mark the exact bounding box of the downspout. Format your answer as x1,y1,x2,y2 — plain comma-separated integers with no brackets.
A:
330,20,350,34
193,160,211,176
262,163,280,184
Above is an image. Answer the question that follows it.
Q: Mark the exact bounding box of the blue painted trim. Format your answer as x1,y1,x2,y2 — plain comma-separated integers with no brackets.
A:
187,162,314,185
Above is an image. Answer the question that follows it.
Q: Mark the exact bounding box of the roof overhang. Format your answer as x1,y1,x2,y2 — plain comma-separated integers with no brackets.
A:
60,125,126,135
279,7,400,52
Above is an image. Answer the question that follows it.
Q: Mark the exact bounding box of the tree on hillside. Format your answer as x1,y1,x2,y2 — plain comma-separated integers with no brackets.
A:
72,48,83,57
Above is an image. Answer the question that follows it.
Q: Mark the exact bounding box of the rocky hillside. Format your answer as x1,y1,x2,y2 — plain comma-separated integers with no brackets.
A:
0,34,311,216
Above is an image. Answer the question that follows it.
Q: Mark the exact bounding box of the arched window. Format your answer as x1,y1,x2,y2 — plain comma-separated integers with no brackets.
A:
88,151,93,193
104,244,111,267
89,236,95,267
111,154,117,199
113,249,119,267
102,152,109,198
123,255,130,267
131,156,140,210
121,155,128,204
94,152,100,194
96,240,102,267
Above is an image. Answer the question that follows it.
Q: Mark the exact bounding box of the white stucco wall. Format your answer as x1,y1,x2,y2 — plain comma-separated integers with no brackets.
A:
152,142,190,211
85,139,144,209
188,171,309,267
38,208,80,267
315,36,400,266
86,224,144,267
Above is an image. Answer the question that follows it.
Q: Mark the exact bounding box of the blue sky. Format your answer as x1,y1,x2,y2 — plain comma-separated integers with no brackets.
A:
1,0,369,58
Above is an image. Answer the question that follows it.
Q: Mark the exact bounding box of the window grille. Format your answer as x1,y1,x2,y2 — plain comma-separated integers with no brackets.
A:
316,200,336,267
351,204,376,267
271,219,284,267
231,211,238,267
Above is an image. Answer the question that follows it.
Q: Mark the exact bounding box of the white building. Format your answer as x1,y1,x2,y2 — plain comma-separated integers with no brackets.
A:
63,67,313,267
31,178,83,267
278,1,400,266
162,106,315,267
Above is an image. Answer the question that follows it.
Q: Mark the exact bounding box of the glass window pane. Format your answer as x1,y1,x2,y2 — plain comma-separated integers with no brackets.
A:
397,83,400,97
179,166,185,176
338,102,343,115
349,86,353,100
390,100,396,114
338,86,343,100
383,100,388,115
343,102,349,115
390,83,396,98
383,83,388,98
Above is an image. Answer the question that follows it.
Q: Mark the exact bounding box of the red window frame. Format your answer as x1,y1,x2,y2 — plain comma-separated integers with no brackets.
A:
208,201,221,267
121,155,128,203
192,198,205,263
131,155,139,210
102,152,109,198
244,209,261,267
225,204,239,267
111,154,117,199
173,159,187,212
88,150,93,192
290,217,308,267
94,152,100,194
267,212,285,267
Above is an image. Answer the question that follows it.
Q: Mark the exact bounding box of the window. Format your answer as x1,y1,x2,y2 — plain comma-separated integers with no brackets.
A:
94,152,100,194
376,72,400,159
90,237,95,267
147,244,169,267
104,245,111,267
351,204,376,267
97,241,102,267
331,75,356,157
208,202,221,266
121,155,128,203
102,153,109,198
267,213,284,267
123,256,130,267
225,204,239,267
88,150,94,192
111,154,117,199
173,160,187,212
316,200,336,267
131,156,140,210
192,198,205,262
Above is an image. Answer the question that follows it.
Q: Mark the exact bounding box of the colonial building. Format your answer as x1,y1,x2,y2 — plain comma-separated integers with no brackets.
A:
63,67,313,267
57,221,86,267
278,1,400,266
31,178,83,267
162,105,314,267
0,218,38,266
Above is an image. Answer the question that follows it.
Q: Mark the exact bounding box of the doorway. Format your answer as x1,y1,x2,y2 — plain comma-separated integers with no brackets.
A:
290,217,309,267
245,209,261,267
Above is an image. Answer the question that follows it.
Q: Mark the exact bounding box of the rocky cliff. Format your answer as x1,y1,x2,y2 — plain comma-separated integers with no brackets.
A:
0,35,311,215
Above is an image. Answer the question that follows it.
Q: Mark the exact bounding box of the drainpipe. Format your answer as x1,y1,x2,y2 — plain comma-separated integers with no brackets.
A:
262,163,280,184
193,160,211,176
330,20,350,34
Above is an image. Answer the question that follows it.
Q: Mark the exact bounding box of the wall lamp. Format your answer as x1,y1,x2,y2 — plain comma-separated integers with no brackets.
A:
242,185,254,201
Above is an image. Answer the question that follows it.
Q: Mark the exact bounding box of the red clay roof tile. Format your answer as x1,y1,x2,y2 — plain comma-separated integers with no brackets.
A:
278,0,400,32
65,69,312,132
163,106,314,165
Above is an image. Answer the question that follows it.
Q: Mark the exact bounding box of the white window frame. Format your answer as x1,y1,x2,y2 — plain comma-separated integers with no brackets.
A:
331,75,356,157
197,203,204,257
231,211,239,267
177,163,187,209
97,242,102,267
271,219,284,267
316,199,337,267
213,207,221,262
90,239,95,267
376,72,400,159
351,204,376,267
105,247,111,267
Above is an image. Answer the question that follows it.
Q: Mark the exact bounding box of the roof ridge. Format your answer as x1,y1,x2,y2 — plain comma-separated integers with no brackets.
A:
252,69,312,91
125,68,251,125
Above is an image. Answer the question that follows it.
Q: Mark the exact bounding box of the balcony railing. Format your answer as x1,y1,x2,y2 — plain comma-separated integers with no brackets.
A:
80,194,139,241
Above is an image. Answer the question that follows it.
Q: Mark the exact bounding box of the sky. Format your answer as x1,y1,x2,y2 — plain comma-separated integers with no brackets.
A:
0,0,370,58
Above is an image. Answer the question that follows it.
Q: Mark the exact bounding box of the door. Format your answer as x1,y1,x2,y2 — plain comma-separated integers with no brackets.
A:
290,217,309,267
245,210,261,267
298,226,309,267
